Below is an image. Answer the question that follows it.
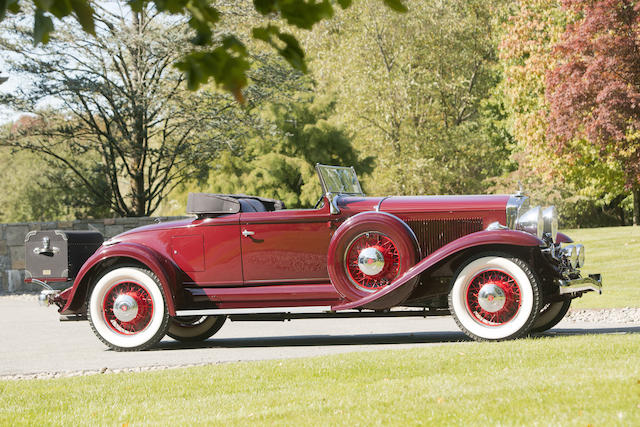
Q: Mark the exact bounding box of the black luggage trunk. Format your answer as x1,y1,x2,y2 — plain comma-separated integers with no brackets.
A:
25,230,103,281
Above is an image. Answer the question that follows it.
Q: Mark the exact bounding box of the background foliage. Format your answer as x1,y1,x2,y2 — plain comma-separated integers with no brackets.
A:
1,0,637,227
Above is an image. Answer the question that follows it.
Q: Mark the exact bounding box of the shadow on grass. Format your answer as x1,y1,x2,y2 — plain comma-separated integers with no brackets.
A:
152,324,640,352
538,325,640,337
155,330,470,351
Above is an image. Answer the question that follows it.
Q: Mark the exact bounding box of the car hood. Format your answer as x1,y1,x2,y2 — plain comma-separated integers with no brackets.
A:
338,195,509,215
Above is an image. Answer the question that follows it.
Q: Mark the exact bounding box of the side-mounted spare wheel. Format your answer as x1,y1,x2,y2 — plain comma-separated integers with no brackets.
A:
167,315,226,342
448,253,542,341
327,212,420,310
87,266,169,351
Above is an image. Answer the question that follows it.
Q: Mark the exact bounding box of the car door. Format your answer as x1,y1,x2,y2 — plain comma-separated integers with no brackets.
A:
173,215,244,286
239,205,334,284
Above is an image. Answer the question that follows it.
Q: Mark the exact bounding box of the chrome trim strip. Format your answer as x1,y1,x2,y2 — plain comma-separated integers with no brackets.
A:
175,306,334,316
327,193,340,215
375,196,392,212
558,274,602,295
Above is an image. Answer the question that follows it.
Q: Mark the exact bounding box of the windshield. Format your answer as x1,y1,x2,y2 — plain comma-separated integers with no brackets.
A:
316,164,364,196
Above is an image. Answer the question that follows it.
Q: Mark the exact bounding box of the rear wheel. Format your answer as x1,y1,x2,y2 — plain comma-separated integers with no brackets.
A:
167,315,226,342
531,299,571,333
448,254,542,341
87,267,169,351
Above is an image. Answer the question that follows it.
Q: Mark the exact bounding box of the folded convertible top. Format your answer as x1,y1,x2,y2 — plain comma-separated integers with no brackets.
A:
186,193,286,215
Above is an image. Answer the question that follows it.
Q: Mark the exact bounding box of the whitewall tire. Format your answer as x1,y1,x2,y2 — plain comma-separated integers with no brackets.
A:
167,315,226,342
448,254,542,341
88,267,169,351
531,299,571,333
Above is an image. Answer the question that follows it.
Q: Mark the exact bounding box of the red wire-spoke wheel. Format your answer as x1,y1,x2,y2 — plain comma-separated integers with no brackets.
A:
88,267,169,351
328,212,420,310
345,232,400,292
464,270,521,326
102,282,154,335
449,254,542,341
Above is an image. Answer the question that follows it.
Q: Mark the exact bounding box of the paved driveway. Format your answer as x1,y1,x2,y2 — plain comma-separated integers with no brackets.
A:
1,296,638,378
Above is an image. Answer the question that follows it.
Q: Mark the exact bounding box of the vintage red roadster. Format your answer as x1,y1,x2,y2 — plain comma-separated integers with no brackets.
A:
28,164,602,351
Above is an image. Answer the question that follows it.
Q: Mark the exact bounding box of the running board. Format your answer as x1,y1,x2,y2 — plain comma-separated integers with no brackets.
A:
174,306,450,321
175,306,333,316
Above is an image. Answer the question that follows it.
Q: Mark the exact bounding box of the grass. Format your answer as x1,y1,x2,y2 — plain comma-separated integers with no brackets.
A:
1,334,639,426
563,226,640,309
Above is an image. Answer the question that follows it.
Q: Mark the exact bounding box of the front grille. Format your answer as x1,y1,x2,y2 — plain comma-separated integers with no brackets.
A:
404,218,483,258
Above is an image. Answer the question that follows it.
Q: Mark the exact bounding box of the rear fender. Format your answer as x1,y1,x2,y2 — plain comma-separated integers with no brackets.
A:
59,242,180,316
332,229,543,310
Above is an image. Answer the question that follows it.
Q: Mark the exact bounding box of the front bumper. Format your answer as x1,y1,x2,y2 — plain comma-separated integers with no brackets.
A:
558,274,602,295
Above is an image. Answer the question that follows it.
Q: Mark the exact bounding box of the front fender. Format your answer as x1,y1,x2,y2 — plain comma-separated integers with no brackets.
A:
331,229,543,311
59,242,180,316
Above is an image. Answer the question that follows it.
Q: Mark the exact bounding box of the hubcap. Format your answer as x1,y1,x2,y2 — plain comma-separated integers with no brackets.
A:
477,284,506,312
113,294,139,322
357,247,385,276
465,270,521,326
345,232,400,291
103,282,153,335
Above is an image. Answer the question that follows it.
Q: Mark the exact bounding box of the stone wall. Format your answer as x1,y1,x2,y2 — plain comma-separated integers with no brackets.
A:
0,216,187,293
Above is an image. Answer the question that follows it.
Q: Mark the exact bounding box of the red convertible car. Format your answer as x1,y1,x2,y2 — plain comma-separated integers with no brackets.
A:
29,164,601,351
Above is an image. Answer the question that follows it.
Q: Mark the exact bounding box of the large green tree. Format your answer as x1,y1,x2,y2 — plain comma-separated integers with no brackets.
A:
303,0,514,196
0,2,302,217
204,93,373,208
0,0,408,100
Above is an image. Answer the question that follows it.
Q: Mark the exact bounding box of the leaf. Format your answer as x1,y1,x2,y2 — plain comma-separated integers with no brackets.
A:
253,0,276,15
127,0,145,12
276,32,307,73
48,0,73,19
1,0,21,20
154,0,190,14
252,25,308,73
70,0,95,34
336,0,352,8
176,46,250,102
279,0,334,29
382,0,407,13
33,8,54,44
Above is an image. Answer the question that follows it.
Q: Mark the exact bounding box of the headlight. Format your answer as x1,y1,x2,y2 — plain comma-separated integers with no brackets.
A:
561,244,582,269
576,244,585,268
516,206,543,239
542,206,558,242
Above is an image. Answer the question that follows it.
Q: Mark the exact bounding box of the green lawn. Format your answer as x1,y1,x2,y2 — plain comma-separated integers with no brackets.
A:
563,226,640,309
1,334,638,426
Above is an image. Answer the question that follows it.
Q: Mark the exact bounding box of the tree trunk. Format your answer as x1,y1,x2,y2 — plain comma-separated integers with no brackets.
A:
634,184,640,226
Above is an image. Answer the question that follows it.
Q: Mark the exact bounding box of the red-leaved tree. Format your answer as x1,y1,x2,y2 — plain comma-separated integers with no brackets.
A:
547,0,640,224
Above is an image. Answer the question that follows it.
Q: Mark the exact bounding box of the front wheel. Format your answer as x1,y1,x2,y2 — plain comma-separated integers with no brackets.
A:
87,267,169,351
448,254,542,341
167,315,226,342
530,299,571,333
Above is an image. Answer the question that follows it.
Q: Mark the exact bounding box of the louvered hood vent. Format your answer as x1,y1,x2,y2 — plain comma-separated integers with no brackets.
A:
404,218,483,258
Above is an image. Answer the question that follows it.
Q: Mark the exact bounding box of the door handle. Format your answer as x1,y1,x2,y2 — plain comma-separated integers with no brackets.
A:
242,229,255,237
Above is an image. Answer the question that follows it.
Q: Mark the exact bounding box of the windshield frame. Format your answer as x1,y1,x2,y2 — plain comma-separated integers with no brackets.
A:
315,164,365,197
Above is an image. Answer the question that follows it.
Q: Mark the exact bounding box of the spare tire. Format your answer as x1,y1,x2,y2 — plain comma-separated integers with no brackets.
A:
327,212,420,309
